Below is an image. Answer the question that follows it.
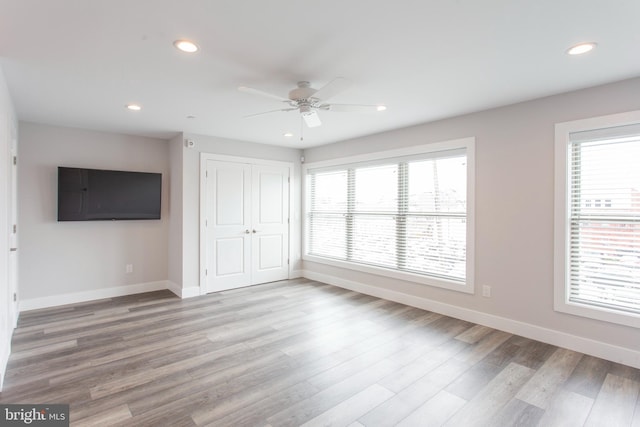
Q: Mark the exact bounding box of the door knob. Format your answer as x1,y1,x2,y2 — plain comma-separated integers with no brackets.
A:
244,229,250,234
252,229,257,233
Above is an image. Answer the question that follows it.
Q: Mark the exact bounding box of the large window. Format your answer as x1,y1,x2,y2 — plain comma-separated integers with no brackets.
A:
304,139,474,292
555,111,640,328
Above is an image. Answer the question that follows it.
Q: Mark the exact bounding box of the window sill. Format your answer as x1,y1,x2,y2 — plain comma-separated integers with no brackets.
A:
554,297,640,329
303,254,474,294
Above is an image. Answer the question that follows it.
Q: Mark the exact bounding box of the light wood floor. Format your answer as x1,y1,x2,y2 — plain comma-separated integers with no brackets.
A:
1,279,639,426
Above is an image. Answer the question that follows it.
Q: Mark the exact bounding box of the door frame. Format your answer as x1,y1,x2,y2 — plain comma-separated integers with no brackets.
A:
8,135,17,327
199,153,294,295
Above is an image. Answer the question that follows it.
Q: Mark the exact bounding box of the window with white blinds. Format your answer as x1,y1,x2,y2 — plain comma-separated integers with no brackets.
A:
555,112,640,328
305,140,473,291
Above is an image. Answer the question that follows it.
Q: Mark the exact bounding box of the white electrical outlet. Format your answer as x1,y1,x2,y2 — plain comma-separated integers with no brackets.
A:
126,264,133,274
482,285,491,298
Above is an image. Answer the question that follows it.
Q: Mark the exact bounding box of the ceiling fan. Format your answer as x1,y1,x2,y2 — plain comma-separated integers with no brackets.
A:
238,78,385,128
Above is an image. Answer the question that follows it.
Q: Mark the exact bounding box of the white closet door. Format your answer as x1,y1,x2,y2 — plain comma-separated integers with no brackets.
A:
206,160,251,292
204,159,290,293
251,164,289,284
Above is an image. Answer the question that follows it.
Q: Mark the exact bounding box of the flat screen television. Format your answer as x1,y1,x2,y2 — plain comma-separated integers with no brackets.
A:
58,167,162,221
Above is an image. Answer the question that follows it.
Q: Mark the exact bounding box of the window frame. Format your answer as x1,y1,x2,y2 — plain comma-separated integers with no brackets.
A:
303,137,475,293
554,110,640,328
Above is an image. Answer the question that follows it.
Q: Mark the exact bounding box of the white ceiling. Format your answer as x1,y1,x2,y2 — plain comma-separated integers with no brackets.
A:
1,1,639,148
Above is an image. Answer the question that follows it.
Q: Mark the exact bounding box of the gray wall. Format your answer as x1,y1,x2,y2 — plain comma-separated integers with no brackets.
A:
17,123,170,301
303,77,640,359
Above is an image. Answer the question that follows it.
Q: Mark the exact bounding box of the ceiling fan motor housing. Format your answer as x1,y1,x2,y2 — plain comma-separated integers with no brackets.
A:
289,81,317,101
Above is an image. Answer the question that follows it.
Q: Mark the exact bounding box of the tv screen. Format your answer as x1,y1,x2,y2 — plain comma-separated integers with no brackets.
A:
58,167,162,221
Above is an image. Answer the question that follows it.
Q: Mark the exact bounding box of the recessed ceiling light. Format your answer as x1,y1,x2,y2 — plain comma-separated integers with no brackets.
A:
173,40,199,53
283,132,293,137
567,42,597,55
376,105,387,111
126,103,142,111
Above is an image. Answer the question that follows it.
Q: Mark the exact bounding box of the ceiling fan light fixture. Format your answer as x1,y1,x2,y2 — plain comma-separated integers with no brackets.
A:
567,42,596,55
173,39,199,53
126,103,142,111
302,110,322,128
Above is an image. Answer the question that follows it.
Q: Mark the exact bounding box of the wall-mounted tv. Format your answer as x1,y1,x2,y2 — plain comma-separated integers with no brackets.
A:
58,167,162,221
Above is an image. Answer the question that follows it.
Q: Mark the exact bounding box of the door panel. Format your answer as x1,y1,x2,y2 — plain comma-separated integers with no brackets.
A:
215,237,245,276
257,171,284,223
257,234,283,270
206,161,251,292
251,164,289,284
216,167,246,225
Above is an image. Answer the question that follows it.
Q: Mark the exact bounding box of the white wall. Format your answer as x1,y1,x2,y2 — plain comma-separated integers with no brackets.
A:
302,77,640,367
18,122,170,308
172,133,303,295
0,68,17,390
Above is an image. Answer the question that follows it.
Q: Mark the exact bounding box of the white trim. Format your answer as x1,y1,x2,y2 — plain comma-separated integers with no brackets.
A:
181,286,201,299
304,254,472,292
554,110,640,329
19,281,170,312
199,153,294,294
303,137,474,170
166,281,200,299
0,340,9,391
302,270,640,369
166,280,181,297
302,137,475,294
199,153,294,168
290,269,304,279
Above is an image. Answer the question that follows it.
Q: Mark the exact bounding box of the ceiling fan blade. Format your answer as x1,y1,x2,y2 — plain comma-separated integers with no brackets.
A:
312,77,351,102
244,108,297,118
302,110,322,128
323,103,385,113
238,86,290,102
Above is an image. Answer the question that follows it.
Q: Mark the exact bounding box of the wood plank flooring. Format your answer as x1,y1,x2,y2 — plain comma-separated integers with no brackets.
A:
1,278,639,426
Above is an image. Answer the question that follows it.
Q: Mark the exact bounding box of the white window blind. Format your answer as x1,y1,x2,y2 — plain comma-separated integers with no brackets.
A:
568,127,640,316
307,150,467,283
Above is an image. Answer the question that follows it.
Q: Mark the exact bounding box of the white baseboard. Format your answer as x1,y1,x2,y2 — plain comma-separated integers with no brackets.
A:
182,286,201,298
290,270,304,279
0,339,9,391
167,281,200,299
19,281,170,312
302,270,640,369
